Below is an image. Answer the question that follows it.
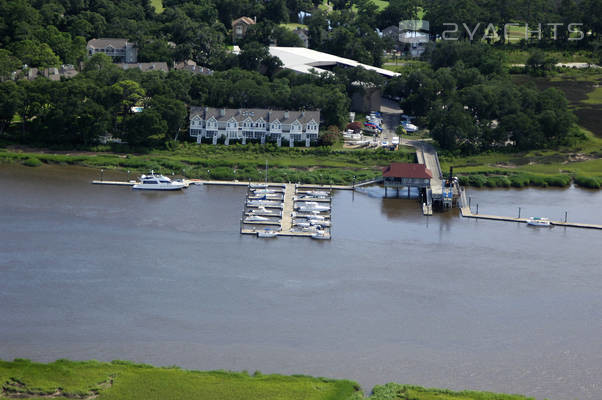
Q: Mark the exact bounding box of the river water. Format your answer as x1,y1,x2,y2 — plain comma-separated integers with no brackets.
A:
1,164,601,400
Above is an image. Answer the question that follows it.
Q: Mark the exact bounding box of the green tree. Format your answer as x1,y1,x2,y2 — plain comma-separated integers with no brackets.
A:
0,49,22,81
111,80,146,118
149,95,187,140
0,81,24,134
526,49,557,76
123,110,167,145
9,40,60,68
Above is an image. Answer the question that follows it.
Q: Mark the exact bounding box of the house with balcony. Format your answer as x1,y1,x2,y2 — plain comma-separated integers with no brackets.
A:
86,38,137,63
189,107,320,145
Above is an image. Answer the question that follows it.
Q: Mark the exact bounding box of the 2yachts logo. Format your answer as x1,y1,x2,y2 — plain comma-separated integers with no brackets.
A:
397,20,585,42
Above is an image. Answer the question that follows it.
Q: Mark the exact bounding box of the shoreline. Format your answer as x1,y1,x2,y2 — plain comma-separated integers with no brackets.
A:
0,146,600,190
0,358,534,400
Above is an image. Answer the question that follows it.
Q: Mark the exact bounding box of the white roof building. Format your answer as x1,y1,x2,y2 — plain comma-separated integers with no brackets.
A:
267,47,399,78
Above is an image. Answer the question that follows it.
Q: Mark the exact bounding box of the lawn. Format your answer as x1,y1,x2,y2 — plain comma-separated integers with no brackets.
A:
0,359,360,400
280,23,308,31
501,49,596,65
0,359,534,400
150,0,164,13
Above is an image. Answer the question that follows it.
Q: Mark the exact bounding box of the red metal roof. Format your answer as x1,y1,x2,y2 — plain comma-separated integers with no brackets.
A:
382,163,433,179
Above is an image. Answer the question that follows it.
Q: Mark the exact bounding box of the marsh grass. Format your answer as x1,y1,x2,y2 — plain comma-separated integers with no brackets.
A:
0,359,360,400
0,359,532,400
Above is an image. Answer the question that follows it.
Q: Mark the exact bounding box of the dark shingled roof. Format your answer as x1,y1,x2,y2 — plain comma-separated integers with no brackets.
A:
116,62,169,72
189,106,320,124
382,163,433,179
87,38,131,48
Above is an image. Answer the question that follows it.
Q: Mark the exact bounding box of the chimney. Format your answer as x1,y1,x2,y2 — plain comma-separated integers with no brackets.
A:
219,108,226,117
253,16,257,23
284,111,289,119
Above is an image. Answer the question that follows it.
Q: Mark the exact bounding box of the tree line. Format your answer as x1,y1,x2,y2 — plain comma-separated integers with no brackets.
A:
0,54,356,147
385,41,577,153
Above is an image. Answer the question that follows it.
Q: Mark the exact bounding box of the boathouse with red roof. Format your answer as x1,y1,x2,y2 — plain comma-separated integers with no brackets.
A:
382,162,432,187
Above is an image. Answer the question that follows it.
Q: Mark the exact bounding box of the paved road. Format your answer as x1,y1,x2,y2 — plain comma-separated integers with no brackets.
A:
379,98,444,195
379,98,403,144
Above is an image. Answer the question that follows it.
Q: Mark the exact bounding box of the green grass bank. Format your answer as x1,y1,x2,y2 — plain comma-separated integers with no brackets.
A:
0,359,533,400
0,143,416,185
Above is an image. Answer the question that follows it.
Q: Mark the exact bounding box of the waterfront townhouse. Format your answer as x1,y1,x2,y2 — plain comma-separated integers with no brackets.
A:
189,107,320,146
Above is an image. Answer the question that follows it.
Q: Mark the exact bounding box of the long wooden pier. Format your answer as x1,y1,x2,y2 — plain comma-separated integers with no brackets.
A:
458,188,602,230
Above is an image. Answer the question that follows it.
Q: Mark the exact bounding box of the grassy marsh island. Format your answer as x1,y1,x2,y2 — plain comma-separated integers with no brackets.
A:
0,359,533,400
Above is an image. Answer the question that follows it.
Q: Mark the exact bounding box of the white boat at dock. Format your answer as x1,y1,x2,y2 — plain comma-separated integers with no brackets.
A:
250,194,283,200
526,217,551,226
132,172,186,191
311,230,331,240
245,215,271,222
310,220,331,227
295,202,330,212
293,220,311,228
305,190,330,197
251,188,280,194
247,200,283,208
257,229,278,238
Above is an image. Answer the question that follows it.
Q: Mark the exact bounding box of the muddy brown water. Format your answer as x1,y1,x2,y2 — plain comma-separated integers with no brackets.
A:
1,164,602,399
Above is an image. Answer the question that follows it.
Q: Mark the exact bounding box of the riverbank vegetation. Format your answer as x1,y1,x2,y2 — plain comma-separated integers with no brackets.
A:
0,142,415,185
0,359,533,400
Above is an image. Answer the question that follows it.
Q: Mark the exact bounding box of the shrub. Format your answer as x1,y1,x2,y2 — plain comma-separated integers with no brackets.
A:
23,157,42,167
468,174,487,187
544,175,571,187
509,174,530,187
574,175,600,189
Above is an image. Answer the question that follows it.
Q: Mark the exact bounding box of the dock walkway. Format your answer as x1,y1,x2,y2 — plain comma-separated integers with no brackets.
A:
458,188,602,230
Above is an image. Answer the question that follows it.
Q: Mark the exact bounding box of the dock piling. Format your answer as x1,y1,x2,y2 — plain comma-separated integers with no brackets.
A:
518,207,521,219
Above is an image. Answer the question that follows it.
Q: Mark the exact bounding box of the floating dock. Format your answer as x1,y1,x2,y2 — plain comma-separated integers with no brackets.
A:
240,183,332,239
458,188,602,230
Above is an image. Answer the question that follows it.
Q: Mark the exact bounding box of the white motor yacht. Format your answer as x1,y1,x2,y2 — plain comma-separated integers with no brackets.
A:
133,171,186,191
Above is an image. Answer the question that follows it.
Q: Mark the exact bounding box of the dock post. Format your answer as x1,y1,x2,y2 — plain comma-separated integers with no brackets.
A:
565,211,568,223
469,196,471,208
476,203,479,214
518,207,521,218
